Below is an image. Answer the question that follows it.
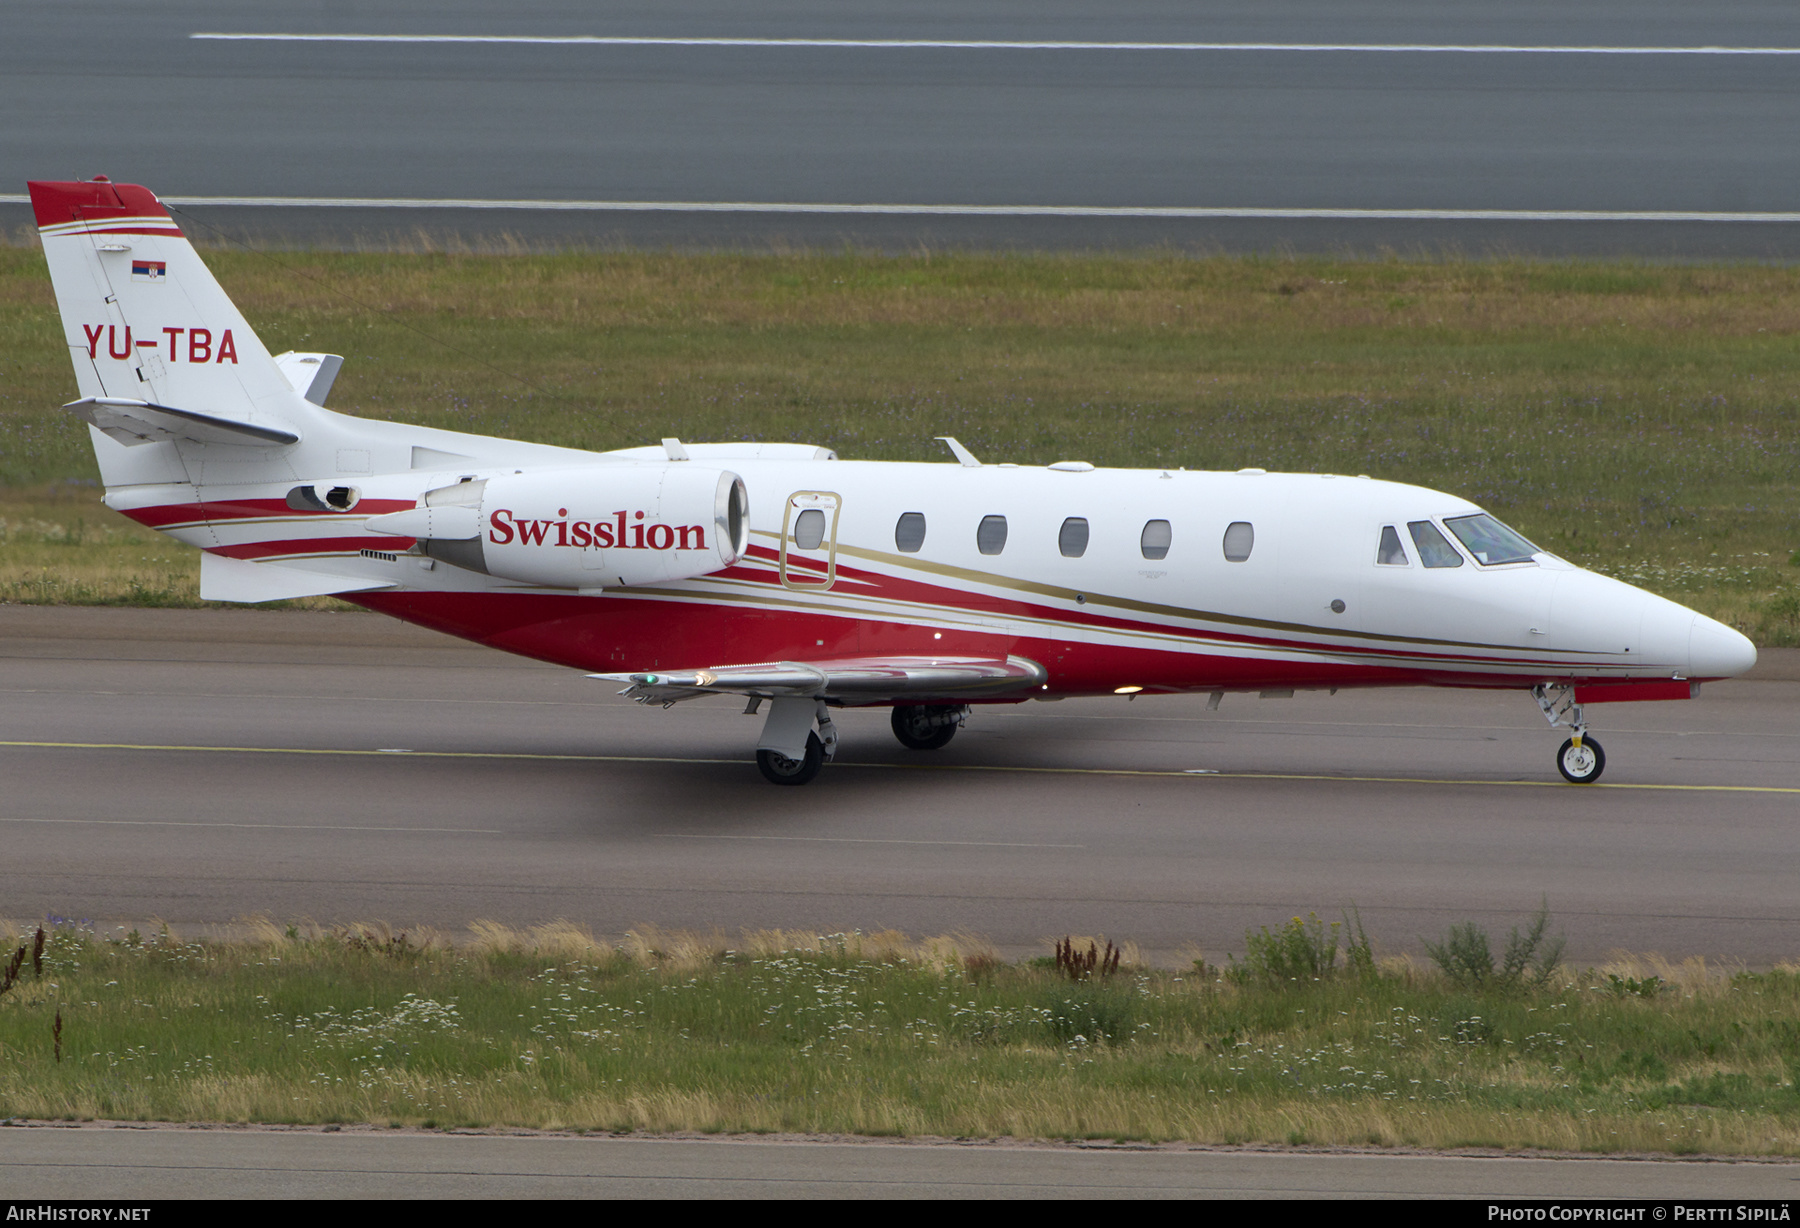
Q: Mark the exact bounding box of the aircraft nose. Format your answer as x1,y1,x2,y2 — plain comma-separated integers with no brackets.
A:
1689,614,1757,680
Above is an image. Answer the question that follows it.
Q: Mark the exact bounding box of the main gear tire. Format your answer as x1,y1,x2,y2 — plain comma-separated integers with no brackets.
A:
891,705,959,751
757,732,825,785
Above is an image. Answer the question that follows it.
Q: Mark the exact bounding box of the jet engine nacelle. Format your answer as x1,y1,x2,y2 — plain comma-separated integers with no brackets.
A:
368,464,750,588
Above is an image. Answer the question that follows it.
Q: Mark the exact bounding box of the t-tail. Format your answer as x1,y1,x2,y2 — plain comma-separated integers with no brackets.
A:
28,177,596,603
29,177,337,487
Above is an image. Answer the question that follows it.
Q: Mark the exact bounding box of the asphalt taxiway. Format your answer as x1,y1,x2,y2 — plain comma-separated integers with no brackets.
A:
3,606,1795,966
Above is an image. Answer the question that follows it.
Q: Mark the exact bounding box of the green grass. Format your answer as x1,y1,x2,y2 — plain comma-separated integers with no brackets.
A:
1,245,1796,638
4,920,1800,1154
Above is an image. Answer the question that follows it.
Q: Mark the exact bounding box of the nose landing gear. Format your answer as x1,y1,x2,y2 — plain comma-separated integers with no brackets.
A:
1534,684,1606,784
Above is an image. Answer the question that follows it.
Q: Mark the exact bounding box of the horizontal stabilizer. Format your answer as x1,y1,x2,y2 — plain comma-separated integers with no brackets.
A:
66,397,299,447
199,552,394,603
595,654,1047,705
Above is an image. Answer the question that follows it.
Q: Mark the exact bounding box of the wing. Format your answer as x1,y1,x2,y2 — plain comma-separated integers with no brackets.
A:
594,655,1047,706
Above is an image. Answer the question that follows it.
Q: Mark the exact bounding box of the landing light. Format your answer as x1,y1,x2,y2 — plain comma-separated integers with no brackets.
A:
1114,686,1143,694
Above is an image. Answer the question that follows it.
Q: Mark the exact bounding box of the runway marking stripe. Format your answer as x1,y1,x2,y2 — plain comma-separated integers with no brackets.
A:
0,741,742,767
4,741,1795,793
9,197,1800,225
191,35,1800,55
662,834,1086,849
0,816,500,833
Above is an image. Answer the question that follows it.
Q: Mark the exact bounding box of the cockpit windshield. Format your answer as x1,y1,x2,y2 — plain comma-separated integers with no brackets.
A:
1444,513,1539,566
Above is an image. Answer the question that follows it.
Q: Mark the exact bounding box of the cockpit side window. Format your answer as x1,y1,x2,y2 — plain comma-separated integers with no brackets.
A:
1376,525,1409,566
1444,513,1539,566
1408,520,1464,569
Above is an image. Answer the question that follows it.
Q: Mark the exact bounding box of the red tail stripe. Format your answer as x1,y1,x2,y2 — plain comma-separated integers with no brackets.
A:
207,538,402,561
120,498,416,529
27,180,171,228
77,226,186,237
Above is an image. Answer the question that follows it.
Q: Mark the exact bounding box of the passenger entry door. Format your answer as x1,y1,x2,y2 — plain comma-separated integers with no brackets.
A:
779,491,841,591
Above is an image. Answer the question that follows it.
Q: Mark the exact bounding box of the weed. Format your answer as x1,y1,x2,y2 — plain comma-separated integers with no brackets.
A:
1343,905,1377,981
1230,913,1340,985
1054,937,1120,982
1424,899,1565,990
1428,923,1497,987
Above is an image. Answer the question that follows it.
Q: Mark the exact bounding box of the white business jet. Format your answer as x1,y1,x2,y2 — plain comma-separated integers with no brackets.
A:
28,178,1757,785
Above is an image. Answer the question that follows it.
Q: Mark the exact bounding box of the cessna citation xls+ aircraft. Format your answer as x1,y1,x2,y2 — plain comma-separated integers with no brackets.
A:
29,178,1757,785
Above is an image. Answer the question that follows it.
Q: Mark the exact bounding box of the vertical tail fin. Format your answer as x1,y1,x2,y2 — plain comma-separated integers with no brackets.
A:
29,178,309,453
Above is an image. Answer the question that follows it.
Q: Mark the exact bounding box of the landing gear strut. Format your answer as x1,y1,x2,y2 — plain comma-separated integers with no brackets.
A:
891,704,967,751
1534,683,1606,784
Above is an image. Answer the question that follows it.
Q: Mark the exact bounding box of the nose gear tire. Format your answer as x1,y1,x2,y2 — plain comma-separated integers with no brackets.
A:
1557,736,1606,784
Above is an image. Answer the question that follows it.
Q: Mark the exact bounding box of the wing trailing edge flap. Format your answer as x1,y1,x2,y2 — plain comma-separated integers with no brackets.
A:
66,397,300,448
595,655,1048,705
199,552,395,603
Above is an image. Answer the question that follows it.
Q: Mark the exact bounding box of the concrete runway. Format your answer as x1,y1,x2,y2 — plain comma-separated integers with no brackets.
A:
6,1,1800,254
3,605,1795,966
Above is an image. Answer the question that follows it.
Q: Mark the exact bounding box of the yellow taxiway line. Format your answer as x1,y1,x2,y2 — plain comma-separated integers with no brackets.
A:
2,739,1797,793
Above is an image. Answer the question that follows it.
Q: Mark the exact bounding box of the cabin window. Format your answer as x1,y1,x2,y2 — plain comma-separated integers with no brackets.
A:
1140,519,1172,560
895,512,927,553
1408,520,1464,568
1376,525,1409,566
1222,521,1254,562
1445,513,1538,566
793,508,826,550
977,515,1009,556
1059,517,1089,558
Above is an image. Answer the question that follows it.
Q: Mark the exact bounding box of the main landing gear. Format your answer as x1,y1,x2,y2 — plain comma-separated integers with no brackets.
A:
757,732,826,786
891,704,967,751
753,697,839,786
749,700,971,784
1533,683,1606,784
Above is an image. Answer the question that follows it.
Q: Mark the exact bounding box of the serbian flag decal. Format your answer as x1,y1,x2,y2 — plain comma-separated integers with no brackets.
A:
130,260,166,282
